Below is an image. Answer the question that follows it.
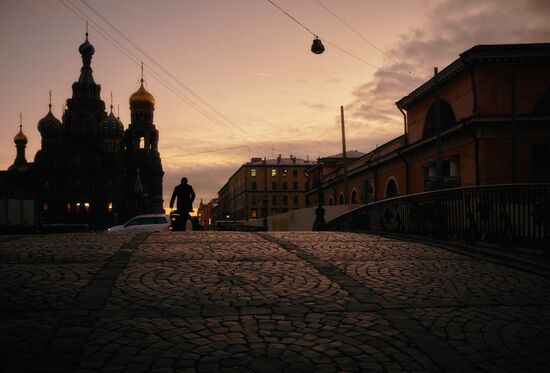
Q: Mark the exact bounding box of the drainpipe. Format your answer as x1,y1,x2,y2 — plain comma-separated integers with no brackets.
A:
398,106,408,145
465,123,480,186
397,150,409,194
510,64,517,183
460,55,478,115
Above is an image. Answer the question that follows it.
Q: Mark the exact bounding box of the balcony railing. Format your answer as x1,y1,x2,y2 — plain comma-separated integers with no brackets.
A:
325,184,550,252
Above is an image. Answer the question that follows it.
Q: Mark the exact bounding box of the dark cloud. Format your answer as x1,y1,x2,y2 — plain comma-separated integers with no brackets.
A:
347,0,550,140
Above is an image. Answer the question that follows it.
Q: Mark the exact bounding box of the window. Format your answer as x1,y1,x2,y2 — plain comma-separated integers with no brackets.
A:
271,208,278,215
423,99,456,138
271,169,277,177
43,203,49,213
250,208,258,218
283,195,288,205
251,168,257,177
328,197,334,206
351,189,358,204
108,202,113,213
292,181,298,190
282,169,288,177
293,195,299,205
282,182,288,190
272,195,277,205
251,195,257,205
338,193,345,205
272,182,277,190
292,169,298,177
385,178,399,198
251,181,257,190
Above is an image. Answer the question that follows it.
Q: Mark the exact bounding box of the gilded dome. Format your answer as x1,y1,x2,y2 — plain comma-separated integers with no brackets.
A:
129,81,155,108
38,109,62,137
14,125,28,144
99,111,124,137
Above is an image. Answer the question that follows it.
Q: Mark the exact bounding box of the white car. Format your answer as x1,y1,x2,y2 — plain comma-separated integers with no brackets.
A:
108,214,171,233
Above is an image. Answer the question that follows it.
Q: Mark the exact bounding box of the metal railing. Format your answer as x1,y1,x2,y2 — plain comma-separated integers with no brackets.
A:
326,184,550,252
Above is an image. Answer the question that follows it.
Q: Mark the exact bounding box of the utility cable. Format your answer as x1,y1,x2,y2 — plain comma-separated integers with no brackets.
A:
79,0,253,140
266,0,318,37
314,0,400,65
164,145,249,159
59,0,252,145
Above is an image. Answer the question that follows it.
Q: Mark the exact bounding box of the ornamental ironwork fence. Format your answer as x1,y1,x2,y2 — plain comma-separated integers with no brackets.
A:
325,184,550,252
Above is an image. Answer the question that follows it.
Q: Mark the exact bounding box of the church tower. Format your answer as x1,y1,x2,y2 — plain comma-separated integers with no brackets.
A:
9,114,29,173
125,64,164,214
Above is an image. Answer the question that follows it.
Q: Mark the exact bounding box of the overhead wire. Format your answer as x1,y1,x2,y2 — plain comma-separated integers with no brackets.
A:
264,0,415,85
78,0,254,139
58,0,253,146
313,0,400,65
164,145,250,160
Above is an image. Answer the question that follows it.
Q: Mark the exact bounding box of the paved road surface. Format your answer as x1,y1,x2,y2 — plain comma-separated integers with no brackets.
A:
1,232,549,372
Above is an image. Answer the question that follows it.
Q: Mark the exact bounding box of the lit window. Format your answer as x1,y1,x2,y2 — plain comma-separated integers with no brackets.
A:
251,208,258,218
108,202,113,213
76,202,81,213
271,169,277,177
251,168,257,177
67,202,71,212
282,169,288,177
43,203,49,213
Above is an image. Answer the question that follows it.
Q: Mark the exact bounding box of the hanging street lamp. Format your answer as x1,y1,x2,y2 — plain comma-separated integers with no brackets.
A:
311,37,325,54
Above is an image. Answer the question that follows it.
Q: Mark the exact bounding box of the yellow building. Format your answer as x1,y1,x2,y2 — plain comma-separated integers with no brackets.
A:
217,155,313,222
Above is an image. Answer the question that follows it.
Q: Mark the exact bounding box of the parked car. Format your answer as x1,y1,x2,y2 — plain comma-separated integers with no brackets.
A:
107,214,171,233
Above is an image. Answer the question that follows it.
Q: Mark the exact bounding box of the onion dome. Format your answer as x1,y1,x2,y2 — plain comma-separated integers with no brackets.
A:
79,33,95,57
14,124,28,145
99,109,124,137
38,106,62,137
129,80,155,109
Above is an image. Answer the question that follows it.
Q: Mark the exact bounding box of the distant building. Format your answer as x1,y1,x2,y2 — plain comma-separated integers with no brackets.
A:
0,33,164,229
198,198,218,230
312,43,550,203
304,151,365,207
216,155,313,221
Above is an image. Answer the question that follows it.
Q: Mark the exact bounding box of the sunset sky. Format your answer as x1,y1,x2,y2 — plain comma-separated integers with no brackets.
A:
1,0,548,205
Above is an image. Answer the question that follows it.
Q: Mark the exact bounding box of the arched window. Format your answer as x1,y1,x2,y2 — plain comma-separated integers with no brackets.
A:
385,177,399,198
338,193,345,205
423,99,456,138
350,189,358,204
365,181,375,203
328,197,334,206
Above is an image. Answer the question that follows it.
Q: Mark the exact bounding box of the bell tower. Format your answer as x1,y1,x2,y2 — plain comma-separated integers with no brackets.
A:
125,63,164,214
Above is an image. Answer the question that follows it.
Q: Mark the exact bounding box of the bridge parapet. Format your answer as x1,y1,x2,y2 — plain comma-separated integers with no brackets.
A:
325,184,550,252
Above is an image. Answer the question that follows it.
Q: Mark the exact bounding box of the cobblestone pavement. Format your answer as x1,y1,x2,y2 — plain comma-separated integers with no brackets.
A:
1,231,549,372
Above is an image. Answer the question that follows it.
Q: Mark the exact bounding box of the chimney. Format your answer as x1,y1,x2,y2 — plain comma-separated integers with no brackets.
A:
277,154,282,164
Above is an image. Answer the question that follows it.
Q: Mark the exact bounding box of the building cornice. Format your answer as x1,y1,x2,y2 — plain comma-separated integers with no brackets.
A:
396,43,550,110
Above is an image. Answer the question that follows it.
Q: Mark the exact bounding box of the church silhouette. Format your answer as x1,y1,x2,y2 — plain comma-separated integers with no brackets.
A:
0,32,164,229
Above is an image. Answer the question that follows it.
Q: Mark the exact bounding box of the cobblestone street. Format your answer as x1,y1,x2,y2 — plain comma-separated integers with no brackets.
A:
1,231,549,372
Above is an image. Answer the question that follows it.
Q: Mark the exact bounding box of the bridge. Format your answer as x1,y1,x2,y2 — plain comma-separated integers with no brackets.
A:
1,231,549,372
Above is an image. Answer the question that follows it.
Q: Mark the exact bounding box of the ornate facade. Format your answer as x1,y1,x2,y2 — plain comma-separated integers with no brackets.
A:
1,33,164,229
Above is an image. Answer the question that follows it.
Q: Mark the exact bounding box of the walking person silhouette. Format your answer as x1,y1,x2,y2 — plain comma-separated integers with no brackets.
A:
170,177,196,231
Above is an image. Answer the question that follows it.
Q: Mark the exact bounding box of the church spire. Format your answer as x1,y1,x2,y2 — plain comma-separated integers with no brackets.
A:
10,113,28,172
72,26,100,99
